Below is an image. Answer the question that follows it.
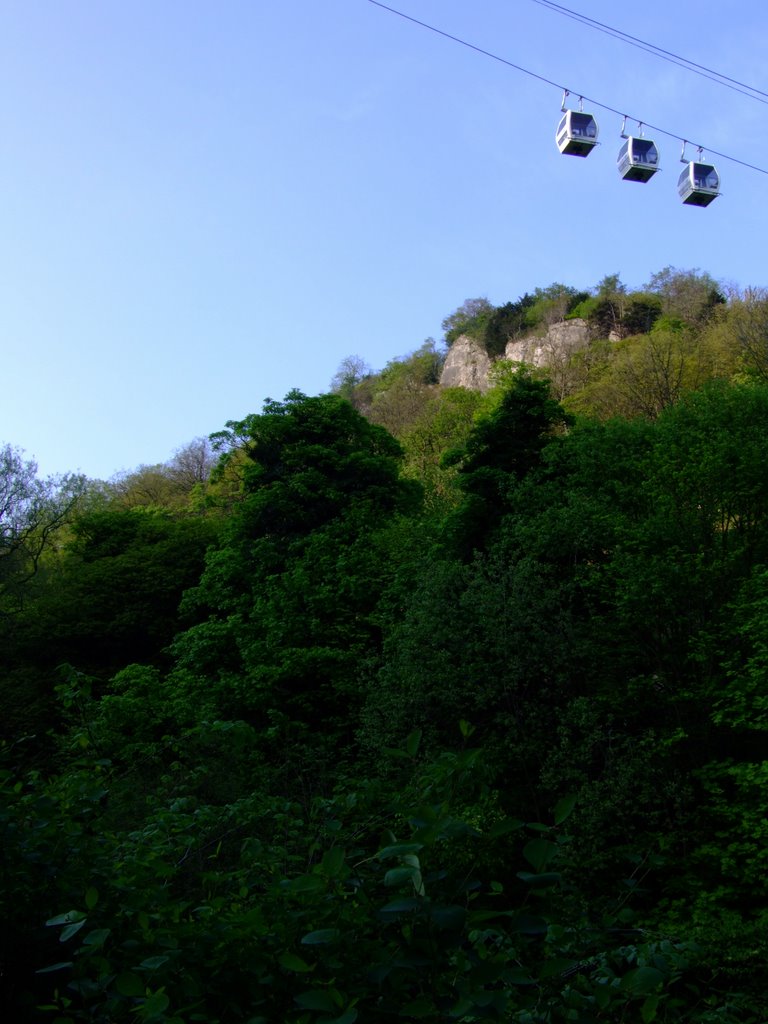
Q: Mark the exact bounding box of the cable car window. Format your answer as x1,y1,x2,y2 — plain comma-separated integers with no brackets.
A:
634,140,658,163
570,113,596,137
693,164,718,189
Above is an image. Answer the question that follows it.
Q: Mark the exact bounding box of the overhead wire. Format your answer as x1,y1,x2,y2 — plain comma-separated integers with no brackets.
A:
367,0,768,178
529,0,768,106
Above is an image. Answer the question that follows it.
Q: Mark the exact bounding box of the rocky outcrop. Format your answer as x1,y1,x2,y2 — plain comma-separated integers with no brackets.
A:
439,335,492,392
504,319,590,367
439,320,591,392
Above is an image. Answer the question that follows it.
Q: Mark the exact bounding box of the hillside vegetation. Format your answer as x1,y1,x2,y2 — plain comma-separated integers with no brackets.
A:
3,268,768,1022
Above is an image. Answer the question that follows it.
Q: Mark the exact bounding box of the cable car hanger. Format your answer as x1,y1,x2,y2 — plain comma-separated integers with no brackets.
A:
556,90,599,156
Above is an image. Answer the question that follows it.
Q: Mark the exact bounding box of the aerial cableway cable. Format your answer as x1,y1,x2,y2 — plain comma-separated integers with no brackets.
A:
529,0,768,106
366,0,768,178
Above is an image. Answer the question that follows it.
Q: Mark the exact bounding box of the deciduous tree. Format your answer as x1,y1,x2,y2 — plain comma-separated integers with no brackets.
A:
0,444,84,611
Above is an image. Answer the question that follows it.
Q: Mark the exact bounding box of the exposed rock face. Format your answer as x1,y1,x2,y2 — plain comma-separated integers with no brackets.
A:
438,320,592,392
439,335,492,392
505,319,590,367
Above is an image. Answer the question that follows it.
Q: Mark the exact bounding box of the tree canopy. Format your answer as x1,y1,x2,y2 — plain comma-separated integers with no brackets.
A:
5,268,768,1023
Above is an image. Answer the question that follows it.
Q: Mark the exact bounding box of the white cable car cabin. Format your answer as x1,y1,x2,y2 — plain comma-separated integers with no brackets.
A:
556,110,599,157
678,161,720,206
617,136,660,182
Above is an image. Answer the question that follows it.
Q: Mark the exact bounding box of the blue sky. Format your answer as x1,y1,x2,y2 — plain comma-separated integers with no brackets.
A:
3,0,767,479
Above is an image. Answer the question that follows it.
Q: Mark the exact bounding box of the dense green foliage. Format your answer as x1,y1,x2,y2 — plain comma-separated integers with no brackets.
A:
5,273,768,1023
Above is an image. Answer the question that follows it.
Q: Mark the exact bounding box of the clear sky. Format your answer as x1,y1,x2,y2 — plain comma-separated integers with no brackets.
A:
3,0,767,479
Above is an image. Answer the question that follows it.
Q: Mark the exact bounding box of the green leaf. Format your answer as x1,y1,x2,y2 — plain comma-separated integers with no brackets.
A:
429,904,466,930
553,794,577,825
116,971,145,996
384,866,419,886
619,966,664,995
642,994,660,1023
294,990,337,1012
382,747,412,760
326,1010,358,1024
458,719,475,738
488,818,524,838
301,929,340,945
139,955,170,971
506,967,537,985
405,729,422,757
320,846,346,878
35,961,73,974
278,952,313,973
377,842,423,860
594,984,612,1010
282,873,326,894
380,897,422,914
84,887,99,910
46,910,85,928
60,919,87,942
142,990,170,1019
449,996,474,1017
516,871,561,888
509,913,548,935
522,838,559,872
82,928,111,948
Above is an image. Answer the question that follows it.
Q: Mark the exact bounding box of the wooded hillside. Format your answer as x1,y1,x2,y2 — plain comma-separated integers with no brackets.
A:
3,268,768,1022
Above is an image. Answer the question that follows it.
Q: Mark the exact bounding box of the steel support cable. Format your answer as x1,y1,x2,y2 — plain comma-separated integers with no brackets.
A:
367,0,768,177
530,0,768,104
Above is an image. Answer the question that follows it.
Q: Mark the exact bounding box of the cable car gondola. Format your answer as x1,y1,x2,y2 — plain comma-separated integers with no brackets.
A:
556,94,598,157
617,127,660,183
678,155,720,207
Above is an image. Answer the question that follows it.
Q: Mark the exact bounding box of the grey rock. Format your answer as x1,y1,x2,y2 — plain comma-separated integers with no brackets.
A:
439,335,492,392
438,320,592,392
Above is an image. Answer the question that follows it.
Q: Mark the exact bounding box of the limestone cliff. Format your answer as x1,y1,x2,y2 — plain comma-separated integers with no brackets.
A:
439,319,591,392
439,335,492,392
